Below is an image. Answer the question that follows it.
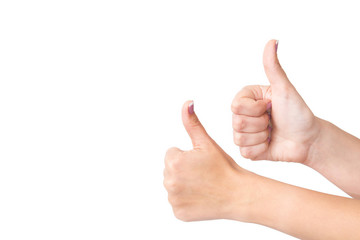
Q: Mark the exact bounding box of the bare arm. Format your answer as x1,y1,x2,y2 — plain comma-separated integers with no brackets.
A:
232,172,360,240
164,101,360,239
306,118,360,198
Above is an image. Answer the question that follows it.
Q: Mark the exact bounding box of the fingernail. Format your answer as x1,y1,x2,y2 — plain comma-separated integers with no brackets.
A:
275,40,279,53
188,101,194,114
266,102,272,110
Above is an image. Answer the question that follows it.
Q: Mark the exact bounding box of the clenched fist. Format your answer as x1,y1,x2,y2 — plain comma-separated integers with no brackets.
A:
232,40,321,163
164,101,254,222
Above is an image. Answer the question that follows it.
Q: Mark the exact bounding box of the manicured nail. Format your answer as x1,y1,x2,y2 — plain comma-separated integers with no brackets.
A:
266,102,272,110
188,101,194,114
275,40,279,53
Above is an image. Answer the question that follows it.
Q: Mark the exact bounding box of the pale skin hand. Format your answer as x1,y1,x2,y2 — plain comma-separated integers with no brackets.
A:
164,100,253,222
164,101,360,239
231,40,320,163
232,40,360,198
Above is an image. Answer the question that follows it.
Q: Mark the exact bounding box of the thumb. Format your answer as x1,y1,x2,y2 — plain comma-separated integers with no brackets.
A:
181,100,211,149
263,40,293,89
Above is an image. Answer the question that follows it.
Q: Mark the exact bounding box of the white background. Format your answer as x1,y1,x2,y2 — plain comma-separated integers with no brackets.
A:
1,1,359,239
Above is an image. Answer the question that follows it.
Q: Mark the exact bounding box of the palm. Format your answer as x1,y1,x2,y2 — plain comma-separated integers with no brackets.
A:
263,85,319,163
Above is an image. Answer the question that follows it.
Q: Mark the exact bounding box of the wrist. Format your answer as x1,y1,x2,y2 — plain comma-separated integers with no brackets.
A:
301,117,360,198
303,117,329,168
230,173,301,232
226,170,276,223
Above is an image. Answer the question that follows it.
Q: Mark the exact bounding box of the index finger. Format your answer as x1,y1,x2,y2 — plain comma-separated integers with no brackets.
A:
231,85,271,117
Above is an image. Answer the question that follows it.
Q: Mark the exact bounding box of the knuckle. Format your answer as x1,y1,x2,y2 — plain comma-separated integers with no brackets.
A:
173,208,191,222
234,132,245,146
168,194,183,208
166,147,179,157
169,158,182,171
165,149,183,171
163,179,180,193
231,101,241,113
240,147,253,159
235,117,246,131
165,148,176,163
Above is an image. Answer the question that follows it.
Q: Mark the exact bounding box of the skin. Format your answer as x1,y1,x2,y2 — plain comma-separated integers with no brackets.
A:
164,40,360,238
164,100,360,239
232,40,360,198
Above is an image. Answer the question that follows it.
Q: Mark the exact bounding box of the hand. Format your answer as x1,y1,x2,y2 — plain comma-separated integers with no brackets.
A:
164,101,253,222
231,40,321,163
163,104,360,240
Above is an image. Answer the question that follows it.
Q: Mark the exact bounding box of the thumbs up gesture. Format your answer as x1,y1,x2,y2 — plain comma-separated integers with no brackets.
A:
232,40,321,163
164,101,253,222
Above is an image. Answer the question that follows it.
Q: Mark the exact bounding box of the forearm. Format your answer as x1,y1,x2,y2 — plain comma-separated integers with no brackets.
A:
306,118,360,198
232,173,360,240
